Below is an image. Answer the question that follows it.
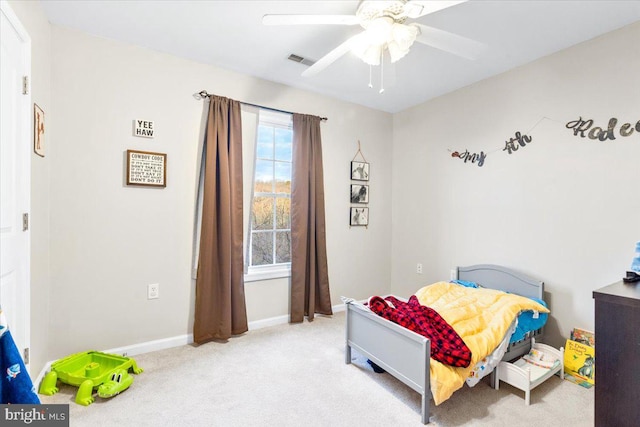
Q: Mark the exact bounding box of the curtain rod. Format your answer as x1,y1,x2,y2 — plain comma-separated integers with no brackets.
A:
194,90,328,121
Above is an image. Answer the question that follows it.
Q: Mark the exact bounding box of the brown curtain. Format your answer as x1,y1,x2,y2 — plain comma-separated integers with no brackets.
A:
193,95,248,343
290,114,332,322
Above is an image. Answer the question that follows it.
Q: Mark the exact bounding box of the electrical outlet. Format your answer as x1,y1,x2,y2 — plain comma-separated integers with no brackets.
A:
450,269,457,280
416,263,423,274
147,283,159,299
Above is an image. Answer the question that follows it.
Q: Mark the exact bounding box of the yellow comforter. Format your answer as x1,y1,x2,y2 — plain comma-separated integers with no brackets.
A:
414,281,549,405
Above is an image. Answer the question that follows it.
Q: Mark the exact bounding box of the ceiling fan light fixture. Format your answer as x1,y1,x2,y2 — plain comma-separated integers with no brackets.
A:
363,16,394,46
352,19,418,65
387,40,408,63
392,23,418,50
352,42,383,66
388,22,418,62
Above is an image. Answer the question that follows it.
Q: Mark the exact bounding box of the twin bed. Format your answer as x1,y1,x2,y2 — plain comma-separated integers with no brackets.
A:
344,264,547,424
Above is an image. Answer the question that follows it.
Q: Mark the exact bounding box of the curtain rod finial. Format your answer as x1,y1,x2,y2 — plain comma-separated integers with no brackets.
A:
193,90,209,100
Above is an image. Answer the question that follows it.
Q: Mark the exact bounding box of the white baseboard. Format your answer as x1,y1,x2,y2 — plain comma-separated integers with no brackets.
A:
35,303,346,390
104,334,194,357
247,303,345,330
248,314,289,330
34,361,52,396
333,303,346,313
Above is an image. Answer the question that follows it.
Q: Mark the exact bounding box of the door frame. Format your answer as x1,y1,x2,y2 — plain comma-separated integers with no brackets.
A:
1,0,32,366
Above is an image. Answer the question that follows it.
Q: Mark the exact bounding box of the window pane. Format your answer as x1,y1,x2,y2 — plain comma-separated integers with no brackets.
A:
257,126,273,159
275,162,291,194
274,128,292,161
275,197,290,229
254,160,273,193
251,197,274,230
252,231,273,266
275,231,291,264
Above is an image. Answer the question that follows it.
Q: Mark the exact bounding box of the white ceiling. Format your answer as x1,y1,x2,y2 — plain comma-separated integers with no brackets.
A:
40,0,640,113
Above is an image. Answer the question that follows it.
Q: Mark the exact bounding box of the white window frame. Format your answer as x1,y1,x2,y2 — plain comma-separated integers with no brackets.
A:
245,109,293,282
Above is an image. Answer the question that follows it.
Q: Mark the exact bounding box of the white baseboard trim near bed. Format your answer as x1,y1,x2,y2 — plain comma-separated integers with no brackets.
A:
35,303,346,392
104,334,194,357
248,314,289,330
247,303,345,330
332,303,346,313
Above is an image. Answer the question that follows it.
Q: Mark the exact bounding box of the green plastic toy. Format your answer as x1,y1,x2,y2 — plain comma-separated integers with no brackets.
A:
39,350,143,406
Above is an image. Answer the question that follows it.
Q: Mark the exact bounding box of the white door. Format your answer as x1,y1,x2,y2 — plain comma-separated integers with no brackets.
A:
0,1,31,366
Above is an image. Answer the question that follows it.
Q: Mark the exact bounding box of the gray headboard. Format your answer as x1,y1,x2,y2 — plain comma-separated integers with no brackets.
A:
457,264,544,300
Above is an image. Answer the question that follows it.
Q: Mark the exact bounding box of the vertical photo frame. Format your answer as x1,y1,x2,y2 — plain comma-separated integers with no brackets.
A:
351,161,369,181
350,184,369,204
34,103,45,157
350,207,369,227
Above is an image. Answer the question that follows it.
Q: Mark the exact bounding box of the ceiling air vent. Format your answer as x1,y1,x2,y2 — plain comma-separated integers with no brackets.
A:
288,54,315,67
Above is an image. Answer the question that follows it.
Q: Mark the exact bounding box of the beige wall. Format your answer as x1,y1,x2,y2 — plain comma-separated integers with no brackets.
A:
391,22,640,348
8,0,52,376
45,26,392,362
13,0,638,375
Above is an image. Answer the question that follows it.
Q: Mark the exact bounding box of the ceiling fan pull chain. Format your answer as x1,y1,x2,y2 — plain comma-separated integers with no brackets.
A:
368,65,373,88
379,51,385,94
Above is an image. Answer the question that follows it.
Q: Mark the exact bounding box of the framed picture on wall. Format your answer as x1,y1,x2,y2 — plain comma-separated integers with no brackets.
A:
350,184,369,204
34,103,45,157
350,207,369,227
351,161,369,181
126,149,167,187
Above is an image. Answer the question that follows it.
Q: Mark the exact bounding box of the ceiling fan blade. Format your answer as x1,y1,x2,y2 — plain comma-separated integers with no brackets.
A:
262,14,360,26
302,33,366,77
413,23,486,60
405,0,468,19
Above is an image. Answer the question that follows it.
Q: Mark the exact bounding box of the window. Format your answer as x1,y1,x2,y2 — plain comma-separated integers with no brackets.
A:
246,110,293,279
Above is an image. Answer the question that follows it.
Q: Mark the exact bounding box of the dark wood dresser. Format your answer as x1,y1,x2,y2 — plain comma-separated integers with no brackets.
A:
593,281,640,427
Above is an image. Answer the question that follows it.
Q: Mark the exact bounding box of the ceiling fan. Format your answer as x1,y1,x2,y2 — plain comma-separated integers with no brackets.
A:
263,0,485,77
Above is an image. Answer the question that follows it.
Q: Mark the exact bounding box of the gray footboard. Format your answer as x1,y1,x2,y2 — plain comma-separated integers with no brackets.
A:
345,301,431,424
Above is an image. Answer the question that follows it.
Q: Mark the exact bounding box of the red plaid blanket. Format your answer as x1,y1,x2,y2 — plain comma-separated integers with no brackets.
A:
368,295,472,368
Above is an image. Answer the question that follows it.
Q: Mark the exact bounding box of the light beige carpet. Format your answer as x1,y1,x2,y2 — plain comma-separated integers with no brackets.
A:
40,312,593,426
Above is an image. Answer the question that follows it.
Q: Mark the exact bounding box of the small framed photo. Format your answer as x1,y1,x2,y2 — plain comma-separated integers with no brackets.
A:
350,207,369,227
34,103,45,157
351,161,369,181
350,184,369,204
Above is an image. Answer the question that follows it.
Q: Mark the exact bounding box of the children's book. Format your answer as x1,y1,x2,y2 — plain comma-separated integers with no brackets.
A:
564,339,595,387
570,327,595,347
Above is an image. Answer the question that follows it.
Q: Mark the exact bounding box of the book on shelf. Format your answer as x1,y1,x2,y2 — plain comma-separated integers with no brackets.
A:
570,327,595,347
564,339,595,387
